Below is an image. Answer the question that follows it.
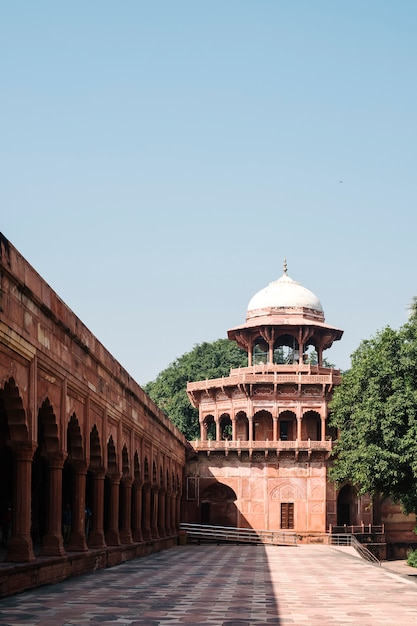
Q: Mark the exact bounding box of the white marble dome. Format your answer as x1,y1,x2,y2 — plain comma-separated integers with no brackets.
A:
247,270,323,315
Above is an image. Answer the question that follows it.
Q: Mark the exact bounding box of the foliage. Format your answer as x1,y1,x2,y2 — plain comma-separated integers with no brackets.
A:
407,548,417,568
329,305,417,515
144,339,247,440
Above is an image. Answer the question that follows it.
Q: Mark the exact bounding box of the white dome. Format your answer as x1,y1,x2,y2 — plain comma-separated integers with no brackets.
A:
247,272,323,314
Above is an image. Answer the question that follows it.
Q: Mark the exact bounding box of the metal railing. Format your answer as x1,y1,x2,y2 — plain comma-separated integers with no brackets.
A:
179,523,298,546
330,533,381,565
329,524,384,534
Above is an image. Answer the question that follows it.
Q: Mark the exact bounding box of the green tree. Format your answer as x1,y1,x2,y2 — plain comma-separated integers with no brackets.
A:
329,306,417,515
144,339,247,440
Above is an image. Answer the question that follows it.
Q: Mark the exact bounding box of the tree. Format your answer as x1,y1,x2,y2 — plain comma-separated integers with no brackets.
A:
329,306,417,515
144,339,247,440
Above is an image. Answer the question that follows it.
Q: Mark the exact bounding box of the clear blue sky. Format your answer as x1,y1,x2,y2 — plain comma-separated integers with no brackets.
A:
1,1,416,384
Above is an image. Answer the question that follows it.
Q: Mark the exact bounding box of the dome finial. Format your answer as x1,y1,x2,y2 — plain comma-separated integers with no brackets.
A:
283,258,288,274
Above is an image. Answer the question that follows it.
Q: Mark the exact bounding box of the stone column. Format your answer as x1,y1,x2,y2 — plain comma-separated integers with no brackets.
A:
321,416,326,442
248,416,253,442
215,418,221,442
158,487,166,537
105,473,121,546
297,416,302,441
200,419,206,441
151,486,160,539
5,442,36,563
273,417,278,442
165,490,172,535
232,416,237,441
68,461,88,551
88,469,106,548
131,479,143,542
41,451,67,556
170,492,177,534
119,476,133,544
142,483,152,541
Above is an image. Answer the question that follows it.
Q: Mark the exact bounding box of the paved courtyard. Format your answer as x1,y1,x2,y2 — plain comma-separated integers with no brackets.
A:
0,544,417,625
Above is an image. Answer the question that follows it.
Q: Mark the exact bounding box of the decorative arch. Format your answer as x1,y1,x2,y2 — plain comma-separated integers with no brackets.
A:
253,409,273,441
235,411,248,441
67,414,83,461
133,450,141,482
107,435,118,474
274,333,299,364
203,414,216,440
0,377,29,442
89,425,102,470
302,410,321,441
278,410,296,441
219,413,232,440
337,484,358,526
253,336,268,365
200,482,237,527
122,444,129,476
37,398,59,455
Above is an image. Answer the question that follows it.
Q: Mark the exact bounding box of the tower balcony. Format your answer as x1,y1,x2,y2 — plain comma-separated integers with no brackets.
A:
189,438,333,455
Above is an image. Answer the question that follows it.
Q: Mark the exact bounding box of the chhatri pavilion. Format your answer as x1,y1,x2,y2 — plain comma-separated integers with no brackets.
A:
184,263,382,542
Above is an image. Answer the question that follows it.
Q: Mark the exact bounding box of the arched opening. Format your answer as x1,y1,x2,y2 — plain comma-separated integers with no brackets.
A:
278,410,296,441
253,336,268,365
0,393,13,552
274,334,299,364
200,482,238,527
219,414,232,440
337,484,358,526
253,410,273,441
32,399,60,551
303,343,318,364
235,411,249,441
203,415,216,440
302,410,321,441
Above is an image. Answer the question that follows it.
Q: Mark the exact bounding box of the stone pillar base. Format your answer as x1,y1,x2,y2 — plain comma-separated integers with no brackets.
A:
88,530,106,548
41,532,66,556
5,535,35,563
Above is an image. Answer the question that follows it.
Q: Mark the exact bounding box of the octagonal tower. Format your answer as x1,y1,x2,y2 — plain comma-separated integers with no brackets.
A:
185,263,349,535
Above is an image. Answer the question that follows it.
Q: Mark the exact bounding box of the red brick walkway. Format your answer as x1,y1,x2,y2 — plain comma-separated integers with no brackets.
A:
0,544,416,625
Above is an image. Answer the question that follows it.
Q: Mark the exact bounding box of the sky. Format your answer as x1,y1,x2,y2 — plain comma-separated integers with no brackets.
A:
1,1,417,385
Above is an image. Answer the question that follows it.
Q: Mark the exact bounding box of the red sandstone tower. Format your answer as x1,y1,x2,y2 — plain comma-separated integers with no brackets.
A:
185,262,345,534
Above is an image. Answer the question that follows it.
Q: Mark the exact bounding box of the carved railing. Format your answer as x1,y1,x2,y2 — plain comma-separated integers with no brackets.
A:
190,439,333,452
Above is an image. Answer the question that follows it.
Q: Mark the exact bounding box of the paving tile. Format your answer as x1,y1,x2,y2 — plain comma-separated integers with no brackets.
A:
0,545,417,625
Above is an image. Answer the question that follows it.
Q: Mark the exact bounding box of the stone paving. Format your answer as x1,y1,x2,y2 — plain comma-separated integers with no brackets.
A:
0,544,417,625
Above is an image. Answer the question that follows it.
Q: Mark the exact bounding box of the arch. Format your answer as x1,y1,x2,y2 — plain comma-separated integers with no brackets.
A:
122,444,129,476
253,336,268,365
219,413,232,440
302,410,321,441
144,457,150,483
278,410,296,441
337,484,358,526
253,410,273,441
0,377,29,442
133,451,141,482
203,415,216,440
235,411,248,441
274,334,299,364
0,396,13,545
107,436,117,474
31,399,60,549
89,425,102,470
67,414,84,461
200,482,238,527
38,398,59,454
